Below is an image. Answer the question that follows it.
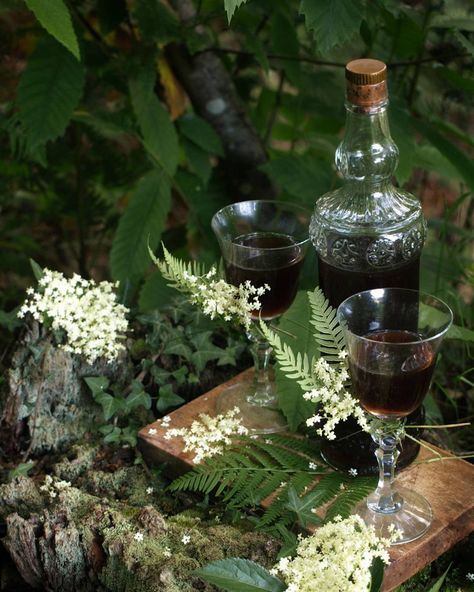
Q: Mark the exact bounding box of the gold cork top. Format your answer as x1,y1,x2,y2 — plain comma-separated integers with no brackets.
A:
345,59,388,109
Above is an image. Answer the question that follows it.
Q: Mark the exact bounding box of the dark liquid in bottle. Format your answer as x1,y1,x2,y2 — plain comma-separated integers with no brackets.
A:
318,257,420,308
350,330,435,418
225,232,304,319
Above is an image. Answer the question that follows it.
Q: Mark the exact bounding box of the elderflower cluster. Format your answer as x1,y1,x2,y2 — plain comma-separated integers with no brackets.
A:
181,268,268,330
271,515,399,592
304,356,368,440
39,474,71,499
164,407,248,463
18,269,129,364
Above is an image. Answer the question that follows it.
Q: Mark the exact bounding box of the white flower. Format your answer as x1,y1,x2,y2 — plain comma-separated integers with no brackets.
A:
164,407,248,463
162,415,171,425
163,546,172,558
134,532,144,542
18,269,128,364
308,462,318,470
181,534,191,545
148,428,157,435
272,515,399,592
467,573,474,581
348,468,358,477
146,487,154,495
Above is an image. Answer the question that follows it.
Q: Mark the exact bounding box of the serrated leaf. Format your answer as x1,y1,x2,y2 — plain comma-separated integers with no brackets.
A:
17,36,85,147
179,114,224,156
260,154,331,205
24,0,80,59
300,0,365,54
84,376,110,396
195,558,285,592
111,169,171,283
224,0,249,24
129,65,179,175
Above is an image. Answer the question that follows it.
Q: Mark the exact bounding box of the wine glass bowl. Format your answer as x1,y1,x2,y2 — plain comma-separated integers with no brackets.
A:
337,288,453,544
212,200,311,432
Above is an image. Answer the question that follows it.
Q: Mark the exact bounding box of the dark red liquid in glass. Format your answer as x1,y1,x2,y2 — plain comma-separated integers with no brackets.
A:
350,330,435,418
224,232,304,319
318,257,420,308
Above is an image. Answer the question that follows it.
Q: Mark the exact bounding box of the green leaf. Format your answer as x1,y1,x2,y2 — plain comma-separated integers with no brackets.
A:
84,376,110,397
24,0,80,59
103,426,122,443
190,331,224,372
9,461,35,481
95,392,123,421
29,258,44,281
300,0,365,54
132,0,180,42
179,114,224,156
286,485,322,527
157,384,185,413
413,118,474,190
369,557,385,592
17,36,85,147
430,13,474,31
183,139,212,185
126,383,152,411
163,336,193,361
446,323,474,342
452,30,474,58
138,271,176,312
424,563,452,592
195,558,286,592
0,310,22,332
270,12,300,84
224,0,249,24
274,291,317,430
129,65,179,176
260,154,331,205
110,169,172,283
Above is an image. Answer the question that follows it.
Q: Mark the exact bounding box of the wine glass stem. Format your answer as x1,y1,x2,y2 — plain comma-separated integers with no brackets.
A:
247,328,275,407
368,421,404,514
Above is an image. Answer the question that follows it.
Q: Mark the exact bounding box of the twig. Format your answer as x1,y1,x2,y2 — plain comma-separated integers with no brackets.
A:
407,422,471,429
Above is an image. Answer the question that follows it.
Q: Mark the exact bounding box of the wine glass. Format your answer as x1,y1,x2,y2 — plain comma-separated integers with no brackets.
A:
337,288,453,544
212,200,311,433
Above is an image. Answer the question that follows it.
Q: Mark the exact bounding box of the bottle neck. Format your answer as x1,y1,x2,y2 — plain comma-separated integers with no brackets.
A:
335,100,399,185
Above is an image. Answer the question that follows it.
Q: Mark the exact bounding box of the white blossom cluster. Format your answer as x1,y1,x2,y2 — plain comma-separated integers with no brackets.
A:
271,515,399,592
39,474,71,499
164,407,248,463
181,268,268,330
18,269,129,364
304,355,368,440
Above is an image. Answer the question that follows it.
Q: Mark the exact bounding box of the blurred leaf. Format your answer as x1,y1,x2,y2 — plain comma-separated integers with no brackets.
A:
413,144,465,183
447,324,474,342
157,383,185,413
111,169,171,283
224,0,249,24
195,558,285,591
97,0,127,34
158,56,187,121
17,36,85,146
164,336,193,360
275,291,317,430
369,557,385,592
24,0,80,59
0,309,22,331
183,139,212,185
413,118,474,190
29,258,44,281
389,104,417,184
430,14,474,31
424,563,452,592
132,0,180,42
179,114,224,156
452,30,474,57
271,12,300,84
300,0,365,54
9,461,35,481
435,67,474,95
139,271,176,312
261,154,331,205
129,64,179,176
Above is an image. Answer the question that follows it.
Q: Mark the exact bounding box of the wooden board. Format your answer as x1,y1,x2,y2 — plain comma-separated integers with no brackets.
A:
138,369,474,592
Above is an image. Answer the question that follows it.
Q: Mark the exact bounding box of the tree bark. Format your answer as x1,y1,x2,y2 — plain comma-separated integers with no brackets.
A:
166,0,276,201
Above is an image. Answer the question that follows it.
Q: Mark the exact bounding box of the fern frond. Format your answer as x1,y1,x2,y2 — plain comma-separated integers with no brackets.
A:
324,477,376,522
148,242,207,293
260,321,315,391
308,288,345,361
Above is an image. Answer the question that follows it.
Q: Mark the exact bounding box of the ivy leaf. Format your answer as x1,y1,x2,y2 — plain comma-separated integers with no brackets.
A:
224,0,249,24
17,36,85,147
300,0,365,55
103,426,122,444
126,382,152,411
286,485,323,527
179,114,224,156
195,558,286,592
24,0,80,59
157,384,185,413
129,65,179,176
84,376,110,397
9,461,35,481
110,169,171,283
190,331,224,372
163,336,193,361
95,392,124,421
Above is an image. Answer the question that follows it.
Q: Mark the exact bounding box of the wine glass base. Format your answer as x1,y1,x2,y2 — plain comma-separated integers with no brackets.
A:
354,486,432,544
216,381,288,434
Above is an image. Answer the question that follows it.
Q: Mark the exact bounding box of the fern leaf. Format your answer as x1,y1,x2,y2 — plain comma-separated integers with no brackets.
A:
110,169,171,283
17,36,85,147
262,434,321,458
324,477,376,522
308,287,345,359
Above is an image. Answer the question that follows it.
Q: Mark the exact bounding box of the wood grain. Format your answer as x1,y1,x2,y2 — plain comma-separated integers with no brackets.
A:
138,369,474,591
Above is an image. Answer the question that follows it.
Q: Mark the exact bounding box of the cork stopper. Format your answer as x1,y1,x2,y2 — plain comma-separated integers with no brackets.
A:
345,59,388,109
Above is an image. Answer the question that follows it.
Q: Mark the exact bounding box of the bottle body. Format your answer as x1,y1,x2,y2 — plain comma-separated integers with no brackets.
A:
309,60,426,473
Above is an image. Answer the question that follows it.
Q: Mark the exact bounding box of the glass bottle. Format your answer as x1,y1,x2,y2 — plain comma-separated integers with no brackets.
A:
309,59,426,474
